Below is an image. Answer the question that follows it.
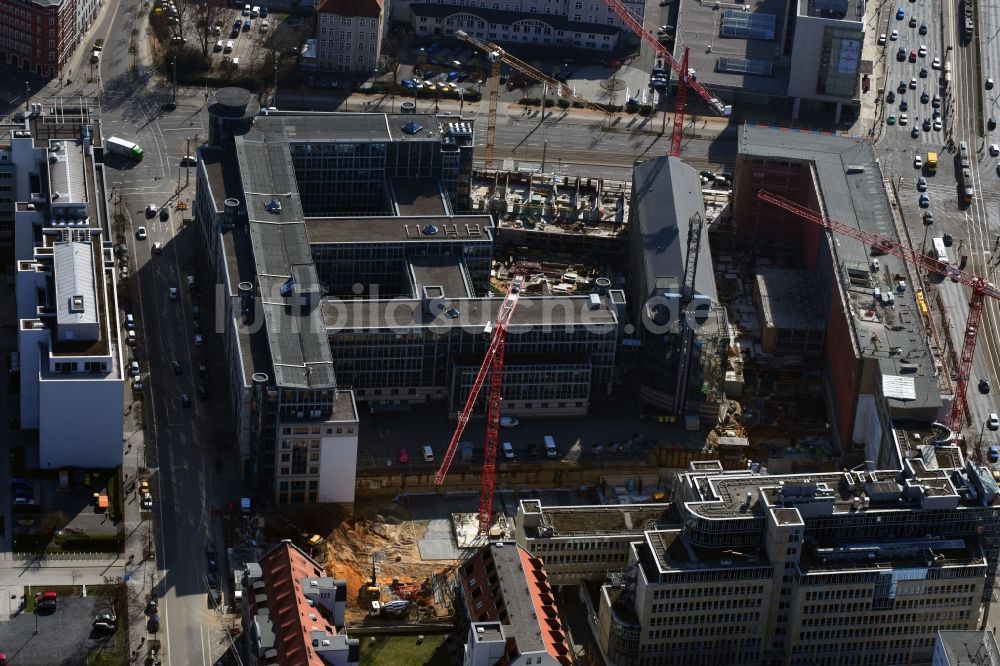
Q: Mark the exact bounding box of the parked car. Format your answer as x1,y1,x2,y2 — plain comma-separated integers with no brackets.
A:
980,378,991,394
147,614,160,632
989,413,1000,431
990,445,999,463
36,591,57,611
500,416,519,427
397,448,409,463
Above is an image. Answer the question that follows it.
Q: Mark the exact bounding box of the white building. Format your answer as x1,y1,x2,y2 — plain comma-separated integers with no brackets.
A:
392,0,644,52
77,0,101,43
315,0,384,73
11,115,125,469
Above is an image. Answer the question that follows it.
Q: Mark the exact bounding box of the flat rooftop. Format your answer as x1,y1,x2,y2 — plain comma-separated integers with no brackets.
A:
676,0,791,98
322,294,619,332
250,112,443,144
755,268,827,331
303,215,493,244
391,177,448,216
408,255,472,299
740,124,940,413
527,503,676,536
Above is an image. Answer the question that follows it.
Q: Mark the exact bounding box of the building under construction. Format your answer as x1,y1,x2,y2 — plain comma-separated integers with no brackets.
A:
730,124,943,466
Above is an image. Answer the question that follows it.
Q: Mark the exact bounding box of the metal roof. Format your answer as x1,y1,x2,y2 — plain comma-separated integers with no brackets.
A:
47,141,86,205
631,157,717,303
252,112,442,144
53,241,98,326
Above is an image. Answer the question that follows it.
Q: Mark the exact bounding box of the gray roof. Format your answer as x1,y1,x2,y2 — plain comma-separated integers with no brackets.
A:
53,242,98,326
251,112,442,144
304,215,493,244
47,141,86,205
935,631,1000,665
755,269,827,330
740,125,940,413
236,133,335,389
631,157,717,302
678,0,791,96
408,255,472,299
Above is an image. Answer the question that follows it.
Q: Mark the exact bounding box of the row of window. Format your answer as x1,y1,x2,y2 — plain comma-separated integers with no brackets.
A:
318,40,376,53
53,361,108,373
648,598,762,619
318,15,378,27
799,608,972,627
798,623,969,641
652,585,767,602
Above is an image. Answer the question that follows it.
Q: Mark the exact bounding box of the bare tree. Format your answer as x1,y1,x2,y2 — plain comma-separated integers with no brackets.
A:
192,0,229,57
381,28,413,84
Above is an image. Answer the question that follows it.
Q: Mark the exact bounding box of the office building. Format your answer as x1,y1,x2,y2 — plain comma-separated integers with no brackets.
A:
785,0,867,122
733,125,940,463
597,457,997,665
393,0,645,52
456,541,572,666
0,0,96,78
239,540,359,666
315,0,385,74
673,0,870,121
0,138,15,246
932,630,1000,666
626,156,726,417
514,499,672,585
10,110,125,468
194,92,624,503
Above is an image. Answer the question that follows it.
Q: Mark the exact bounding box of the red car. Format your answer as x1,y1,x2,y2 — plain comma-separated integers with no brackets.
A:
397,448,409,464
908,49,916,62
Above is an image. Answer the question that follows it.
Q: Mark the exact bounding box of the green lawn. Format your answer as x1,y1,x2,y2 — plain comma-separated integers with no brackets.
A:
359,633,451,666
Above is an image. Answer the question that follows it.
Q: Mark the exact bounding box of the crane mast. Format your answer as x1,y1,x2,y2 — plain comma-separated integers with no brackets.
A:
434,276,525,535
598,0,731,155
756,189,1000,437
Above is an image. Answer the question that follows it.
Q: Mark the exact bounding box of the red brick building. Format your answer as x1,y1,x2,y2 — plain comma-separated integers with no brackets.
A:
0,0,78,78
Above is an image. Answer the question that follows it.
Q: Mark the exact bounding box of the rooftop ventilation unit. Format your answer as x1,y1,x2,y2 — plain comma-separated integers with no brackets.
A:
265,199,282,214
69,294,85,313
401,121,423,135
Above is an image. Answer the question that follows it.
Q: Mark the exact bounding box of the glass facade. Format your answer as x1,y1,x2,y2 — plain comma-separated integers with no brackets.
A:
816,27,862,98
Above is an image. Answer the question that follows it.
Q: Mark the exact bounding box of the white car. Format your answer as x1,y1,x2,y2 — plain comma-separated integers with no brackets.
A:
932,57,941,69
136,226,147,240
917,177,927,191
499,417,519,428
169,287,178,300
990,413,1000,431
992,144,1000,156
899,113,909,126
914,155,923,168
909,78,917,89
918,44,927,57
878,33,886,45
890,29,899,40
933,119,942,131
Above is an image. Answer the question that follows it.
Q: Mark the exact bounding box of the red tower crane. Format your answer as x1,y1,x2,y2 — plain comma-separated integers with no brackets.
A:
599,0,731,156
757,189,1000,436
434,276,525,535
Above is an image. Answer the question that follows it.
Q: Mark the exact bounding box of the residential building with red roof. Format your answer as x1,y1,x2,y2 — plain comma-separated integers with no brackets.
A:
315,0,384,74
457,541,572,666
239,540,358,666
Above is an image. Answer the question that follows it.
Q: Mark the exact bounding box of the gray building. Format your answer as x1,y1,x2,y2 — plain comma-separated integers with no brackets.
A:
626,156,721,416
932,631,1000,665
597,456,1000,665
194,97,625,504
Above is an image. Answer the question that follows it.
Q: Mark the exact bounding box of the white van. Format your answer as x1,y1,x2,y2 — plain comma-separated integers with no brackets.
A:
251,5,260,17
544,435,557,458
224,40,233,53
422,445,434,462
502,442,515,459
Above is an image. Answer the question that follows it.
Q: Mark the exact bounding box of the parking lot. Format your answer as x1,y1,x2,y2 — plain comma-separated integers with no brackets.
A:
356,380,703,472
0,595,110,665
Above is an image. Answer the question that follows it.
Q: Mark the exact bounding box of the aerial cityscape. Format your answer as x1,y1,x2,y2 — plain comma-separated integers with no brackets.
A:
0,0,999,663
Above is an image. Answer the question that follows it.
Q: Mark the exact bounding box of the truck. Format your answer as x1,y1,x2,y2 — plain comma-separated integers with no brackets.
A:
926,151,937,173
932,237,949,264
106,136,144,160
543,435,557,458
